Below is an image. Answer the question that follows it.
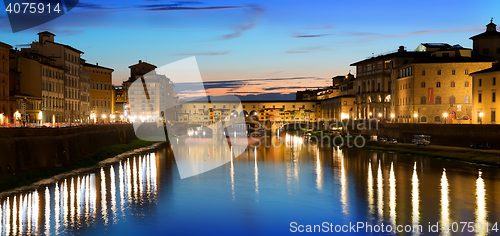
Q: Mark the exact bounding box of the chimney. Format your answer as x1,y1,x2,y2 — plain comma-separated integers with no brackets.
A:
398,46,406,53
96,62,98,66
139,60,142,63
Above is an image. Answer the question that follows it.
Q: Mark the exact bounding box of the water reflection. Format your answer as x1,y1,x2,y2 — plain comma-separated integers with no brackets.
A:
338,147,347,214
389,162,396,226
476,171,487,236
367,160,374,215
440,168,450,236
412,162,419,235
377,161,384,220
0,151,159,235
0,134,498,236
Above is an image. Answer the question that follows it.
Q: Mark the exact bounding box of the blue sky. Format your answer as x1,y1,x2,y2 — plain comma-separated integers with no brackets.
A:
1,0,499,98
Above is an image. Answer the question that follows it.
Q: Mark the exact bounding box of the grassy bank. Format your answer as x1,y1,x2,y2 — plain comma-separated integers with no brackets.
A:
0,139,161,192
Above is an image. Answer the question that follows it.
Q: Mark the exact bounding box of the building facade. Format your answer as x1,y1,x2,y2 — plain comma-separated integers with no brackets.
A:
30,31,85,123
351,46,432,121
471,65,500,124
394,48,493,124
0,42,12,125
84,63,114,122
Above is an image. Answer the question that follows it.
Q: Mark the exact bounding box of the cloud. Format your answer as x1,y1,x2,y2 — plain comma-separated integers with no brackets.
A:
304,26,333,30
376,26,484,38
286,46,330,54
222,5,264,40
173,51,230,56
293,33,334,38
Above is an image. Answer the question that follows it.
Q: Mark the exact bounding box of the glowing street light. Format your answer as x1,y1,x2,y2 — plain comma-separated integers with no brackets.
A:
479,112,484,124
443,112,448,124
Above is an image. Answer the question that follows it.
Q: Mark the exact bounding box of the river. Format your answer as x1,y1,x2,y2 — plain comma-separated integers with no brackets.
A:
0,133,499,235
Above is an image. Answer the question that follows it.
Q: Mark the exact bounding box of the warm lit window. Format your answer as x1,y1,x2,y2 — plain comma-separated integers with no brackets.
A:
451,82,455,87
465,81,469,87
452,70,455,75
436,82,441,87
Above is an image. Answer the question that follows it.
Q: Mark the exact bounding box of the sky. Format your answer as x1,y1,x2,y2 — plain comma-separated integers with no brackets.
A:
1,0,500,100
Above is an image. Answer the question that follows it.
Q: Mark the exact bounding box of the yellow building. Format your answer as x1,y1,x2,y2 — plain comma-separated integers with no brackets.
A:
0,41,12,125
10,49,63,123
30,31,85,123
351,46,432,121
394,46,493,124
471,65,500,124
113,86,125,117
176,100,321,125
84,63,114,122
320,95,356,122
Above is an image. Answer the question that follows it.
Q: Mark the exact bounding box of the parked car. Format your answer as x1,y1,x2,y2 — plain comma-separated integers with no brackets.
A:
388,139,398,144
378,137,388,143
470,143,492,149
412,135,431,146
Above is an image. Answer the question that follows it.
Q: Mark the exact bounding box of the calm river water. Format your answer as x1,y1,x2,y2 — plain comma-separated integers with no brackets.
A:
0,133,499,235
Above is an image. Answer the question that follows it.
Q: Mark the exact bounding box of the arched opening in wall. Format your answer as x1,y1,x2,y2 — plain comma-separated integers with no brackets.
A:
434,116,441,123
463,95,470,104
384,95,391,102
240,110,248,118
420,116,427,123
230,110,239,119
435,96,442,104
449,96,456,106
249,110,258,119
420,96,426,104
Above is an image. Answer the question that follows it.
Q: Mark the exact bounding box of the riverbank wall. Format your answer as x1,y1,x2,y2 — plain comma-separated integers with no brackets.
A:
0,124,140,176
346,121,500,149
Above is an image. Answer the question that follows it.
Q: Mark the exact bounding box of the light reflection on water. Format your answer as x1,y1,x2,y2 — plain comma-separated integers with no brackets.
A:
0,134,498,235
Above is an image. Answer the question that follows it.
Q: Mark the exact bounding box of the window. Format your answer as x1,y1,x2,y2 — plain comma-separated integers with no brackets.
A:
479,79,482,87
493,92,496,103
420,116,427,123
420,96,426,104
436,82,441,87
465,70,469,75
437,70,441,75
492,111,496,123
434,116,441,123
451,82,455,87
494,77,496,86
449,96,456,105
422,70,425,75
421,82,425,88
478,92,482,103
452,70,455,75
435,96,442,104
465,81,470,87
463,96,470,104
483,48,490,55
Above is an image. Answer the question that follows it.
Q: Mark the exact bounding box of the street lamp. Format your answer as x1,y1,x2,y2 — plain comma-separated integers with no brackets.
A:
479,112,484,124
90,113,96,124
38,111,43,127
413,113,418,123
390,113,395,123
443,112,448,124
110,114,116,123
102,114,107,123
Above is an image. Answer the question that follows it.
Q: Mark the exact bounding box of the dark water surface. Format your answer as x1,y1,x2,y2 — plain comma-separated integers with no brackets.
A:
1,134,499,235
